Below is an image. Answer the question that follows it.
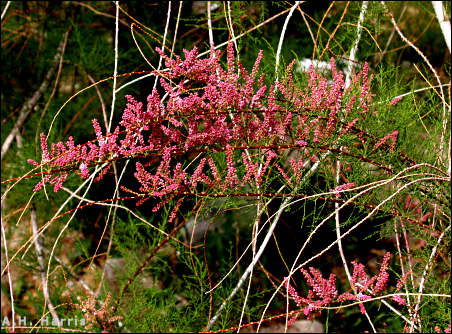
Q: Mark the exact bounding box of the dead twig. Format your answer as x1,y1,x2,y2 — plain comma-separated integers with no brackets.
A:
432,1,451,53
381,1,448,168
35,28,70,154
70,1,129,29
31,206,60,325
1,215,15,332
1,29,70,161
1,1,11,21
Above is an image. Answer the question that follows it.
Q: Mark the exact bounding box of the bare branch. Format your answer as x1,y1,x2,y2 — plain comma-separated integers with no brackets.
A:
1,32,69,160
411,224,451,332
381,1,448,168
31,206,60,324
1,1,11,21
345,1,368,87
432,1,451,52
152,1,172,90
207,150,330,330
207,1,214,46
1,215,15,332
275,1,302,84
108,1,120,133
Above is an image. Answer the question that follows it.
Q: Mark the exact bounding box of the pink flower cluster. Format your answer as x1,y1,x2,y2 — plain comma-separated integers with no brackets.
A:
284,252,410,320
403,194,434,224
389,96,403,106
375,130,398,152
435,322,452,333
331,182,355,198
28,42,382,216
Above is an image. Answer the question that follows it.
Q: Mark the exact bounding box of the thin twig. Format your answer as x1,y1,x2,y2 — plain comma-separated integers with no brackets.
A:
203,294,451,333
93,4,121,283
94,161,129,296
432,1,451,53
130,23,155,69
153,1,171,90
31,206,60,324
51,254,94,295
35,28,70,154
108,1,119,133
1,215,15,332
378,4,407,62
393,219,415,322
400,221,416,295
331,2,376,332
113,199,205,313
373,83,451,107
236,165,265,331
353,282,420,331
1,1,11,21
298,8,316,51
87,74,107,128
381,1,448,168
227,1,240,65
60,185,190,247
15,133,23,150
345,1,368,88
236,217,257,333
207,196,294,330
115,6,295,93
411,224,451,332
312,2,334,61
207,1,214,46
1,32,68,160
44,163,108,304
318,2,350,62
258,169,448,331
171,0,182,57
275,1,301,84
207,150,330,330
70,1,129,28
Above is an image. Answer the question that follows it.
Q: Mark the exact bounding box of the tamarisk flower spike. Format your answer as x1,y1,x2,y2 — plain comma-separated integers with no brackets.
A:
28,42,379,216
285,253,399,318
